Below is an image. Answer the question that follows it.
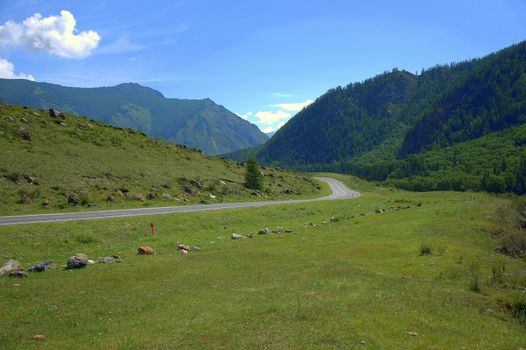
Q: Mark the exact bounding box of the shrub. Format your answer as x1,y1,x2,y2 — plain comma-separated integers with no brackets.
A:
469,274,482,293
419,244,432,256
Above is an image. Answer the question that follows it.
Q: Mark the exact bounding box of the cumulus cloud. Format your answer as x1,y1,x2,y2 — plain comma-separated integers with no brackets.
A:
0,10,100,58
237,111,253,120
262,126,274,133
276,121,286,129
254,110,291,125
0,58,35,80
271,99,314,112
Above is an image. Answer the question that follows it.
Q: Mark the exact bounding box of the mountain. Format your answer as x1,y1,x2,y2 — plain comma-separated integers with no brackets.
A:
248,41,526,194
0,103,321,214
266,131,276,138
0,80,268,155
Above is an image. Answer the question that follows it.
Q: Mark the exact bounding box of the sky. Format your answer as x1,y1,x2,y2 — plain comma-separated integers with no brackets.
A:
0,1,525,133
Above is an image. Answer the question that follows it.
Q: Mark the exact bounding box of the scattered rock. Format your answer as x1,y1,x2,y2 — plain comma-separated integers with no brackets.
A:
219,180,226,185
251,190,262,197
258,228,270,235
375,209,384,214
232,233,244,239
248,233,254,238
21,117,30,124
97,256,122,264
32,334,46,340
28,261,52,272
146,192,157,200
162,193,171,199
16,127,31,141
330,217,338,222
42,200,50,207
57,121,67,127
0,259,21,276
49,108,65,120
137,246,155,255
66,253,89,269
132,194,145,202
67,194,80,207
272,227,292,234
18,194,32,204
190,246,201,252
9,270,28,278
322,221,328,224
360,340,366,345
209,193,216,199
407,331,418,337
178,244,189,254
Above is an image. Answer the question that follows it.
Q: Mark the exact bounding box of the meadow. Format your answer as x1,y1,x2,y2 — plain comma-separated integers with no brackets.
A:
0,174,525,349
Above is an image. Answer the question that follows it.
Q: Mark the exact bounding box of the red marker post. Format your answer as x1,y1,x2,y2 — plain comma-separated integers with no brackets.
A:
150,223,155,235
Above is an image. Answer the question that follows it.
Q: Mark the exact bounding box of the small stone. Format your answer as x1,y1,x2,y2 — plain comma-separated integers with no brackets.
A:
232,233,244,239
137,246,156,255
190,246,201,252
0,259,21,276
28,261,52,272
42,200,50,207
248,233,254,238
179,249,188,255
33,334,46,340
360,340,365,345
9,270,28,278
67,253,89,269
375,209,384,214
97,256,122,264
258,228,270,235
178,244,190,251
49,108,65,120
408,331,418,337
330,217,338,222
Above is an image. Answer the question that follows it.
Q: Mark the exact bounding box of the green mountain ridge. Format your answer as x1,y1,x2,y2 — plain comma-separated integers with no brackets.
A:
241,40,526,194
0,80,268,155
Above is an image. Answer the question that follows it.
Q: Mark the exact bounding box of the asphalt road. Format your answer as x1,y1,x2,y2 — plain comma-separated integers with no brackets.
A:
0,177,360,226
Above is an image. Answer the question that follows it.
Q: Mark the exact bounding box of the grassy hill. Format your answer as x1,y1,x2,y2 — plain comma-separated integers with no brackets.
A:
247,41,526,194
0,103,323,215
0,174,525,348
0,80,269,155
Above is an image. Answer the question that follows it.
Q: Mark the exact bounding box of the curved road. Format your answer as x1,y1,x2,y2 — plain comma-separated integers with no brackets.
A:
0,177,359,226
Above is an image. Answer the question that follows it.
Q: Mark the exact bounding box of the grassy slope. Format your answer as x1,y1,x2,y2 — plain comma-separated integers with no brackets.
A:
0,104,323,215
0,174,525,349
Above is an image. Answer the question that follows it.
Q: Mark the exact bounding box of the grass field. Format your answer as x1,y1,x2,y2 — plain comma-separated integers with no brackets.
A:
0,103,322,215
1,174,525,349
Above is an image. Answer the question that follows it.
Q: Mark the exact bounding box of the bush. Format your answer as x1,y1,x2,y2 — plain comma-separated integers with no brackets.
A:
419,244,432,256
469,274,482,293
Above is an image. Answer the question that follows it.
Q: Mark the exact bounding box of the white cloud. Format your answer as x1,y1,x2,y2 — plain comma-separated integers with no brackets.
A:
0,10,100,58
255,110,291,125
269,92,293,98
262,127,274,133
237,111,253,120
276,121,286,129
0,58,35,80
271,99,313,112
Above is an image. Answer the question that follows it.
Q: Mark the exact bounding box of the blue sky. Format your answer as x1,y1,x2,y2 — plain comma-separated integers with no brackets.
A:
0,0,525,133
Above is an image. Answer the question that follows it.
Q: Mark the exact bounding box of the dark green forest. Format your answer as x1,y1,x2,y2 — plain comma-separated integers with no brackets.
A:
237,41,526,194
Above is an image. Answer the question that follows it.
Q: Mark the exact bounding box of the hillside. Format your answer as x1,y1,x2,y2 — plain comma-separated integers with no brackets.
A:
250,41,526,193
0,103,322,215
0,80,268,155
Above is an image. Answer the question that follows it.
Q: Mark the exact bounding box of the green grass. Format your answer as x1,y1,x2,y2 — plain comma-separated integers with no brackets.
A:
1,174,525,349
0,104,324,215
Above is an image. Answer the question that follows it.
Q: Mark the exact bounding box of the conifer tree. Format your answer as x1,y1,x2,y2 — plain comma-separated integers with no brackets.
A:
245,154,263,191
